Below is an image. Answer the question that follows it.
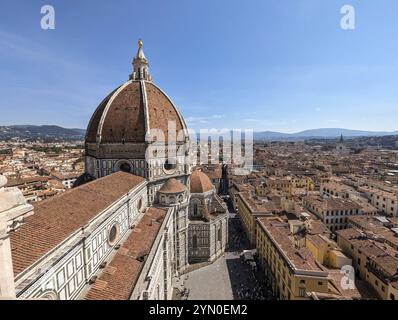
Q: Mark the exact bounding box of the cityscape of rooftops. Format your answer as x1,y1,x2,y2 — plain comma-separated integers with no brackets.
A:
1,0,398,315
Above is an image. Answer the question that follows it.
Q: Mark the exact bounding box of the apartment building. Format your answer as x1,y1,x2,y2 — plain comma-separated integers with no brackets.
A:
5,176,50,202
359,187,398,217
320,182,354,199
51,171,81,189
236,191,276,246
303,196,363,232
347,215,398,252
256,216,358,300
265,175,314,195
336,227,398,300
229,182,255,211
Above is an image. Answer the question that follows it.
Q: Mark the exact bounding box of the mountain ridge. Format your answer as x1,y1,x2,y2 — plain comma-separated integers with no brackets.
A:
0,125,85,140
253,128,398,140
0,125,397,141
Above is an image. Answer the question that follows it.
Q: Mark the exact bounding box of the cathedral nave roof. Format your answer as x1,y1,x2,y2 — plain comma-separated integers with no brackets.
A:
85,206,167,300
10,172,145,276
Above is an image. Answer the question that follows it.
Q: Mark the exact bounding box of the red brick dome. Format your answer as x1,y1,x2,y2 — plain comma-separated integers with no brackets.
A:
85,81,187,144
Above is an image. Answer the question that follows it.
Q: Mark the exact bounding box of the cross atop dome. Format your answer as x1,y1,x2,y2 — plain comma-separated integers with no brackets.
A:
130,38,152,81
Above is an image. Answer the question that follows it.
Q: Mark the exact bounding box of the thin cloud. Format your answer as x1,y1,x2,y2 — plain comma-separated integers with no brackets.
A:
0,30,98,74
186,114,225,124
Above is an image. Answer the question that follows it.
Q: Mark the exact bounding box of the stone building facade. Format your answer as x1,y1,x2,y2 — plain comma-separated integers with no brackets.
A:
0,40,227,300
188,170,228,264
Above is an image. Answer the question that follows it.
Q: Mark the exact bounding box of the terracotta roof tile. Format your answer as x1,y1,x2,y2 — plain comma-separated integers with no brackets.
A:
5,176,49,187
159,178,186,194
86,81,185,144
146,82,184,140
190,170,214,193
86,87,120,143
10,172,145,276
257,217,325,273
85,207,167,300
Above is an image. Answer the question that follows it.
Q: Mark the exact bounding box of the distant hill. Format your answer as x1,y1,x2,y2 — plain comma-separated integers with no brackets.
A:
1,125,397,141
253,128,398,140
0,125,86,140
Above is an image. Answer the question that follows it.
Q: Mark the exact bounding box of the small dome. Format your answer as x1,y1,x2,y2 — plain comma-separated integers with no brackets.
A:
190,170,214,193
159,178,186,194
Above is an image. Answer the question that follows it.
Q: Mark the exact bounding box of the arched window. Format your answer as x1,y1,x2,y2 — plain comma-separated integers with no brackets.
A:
137,198,144,212
119,162,131,173
193,203,198,216
192,234,198,248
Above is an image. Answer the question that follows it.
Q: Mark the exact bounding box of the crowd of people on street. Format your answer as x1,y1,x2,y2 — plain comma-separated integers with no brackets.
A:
227,209,272,300
177,199,274,300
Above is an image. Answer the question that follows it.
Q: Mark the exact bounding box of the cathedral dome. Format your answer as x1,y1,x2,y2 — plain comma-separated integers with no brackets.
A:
86,80,187,144
190,170,214,193
85,40,187,145
82,40,192,195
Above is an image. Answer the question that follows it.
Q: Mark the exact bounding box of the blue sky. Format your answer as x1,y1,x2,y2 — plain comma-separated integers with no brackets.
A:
0,0,398,132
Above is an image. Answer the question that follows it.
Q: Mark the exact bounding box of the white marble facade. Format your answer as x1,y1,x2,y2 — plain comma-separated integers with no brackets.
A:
0,171,214,300
0,41,229,300
14,181,149,300
132,208,175,300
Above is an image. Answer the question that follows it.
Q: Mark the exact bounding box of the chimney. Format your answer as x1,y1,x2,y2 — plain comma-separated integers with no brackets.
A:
0,175,34,298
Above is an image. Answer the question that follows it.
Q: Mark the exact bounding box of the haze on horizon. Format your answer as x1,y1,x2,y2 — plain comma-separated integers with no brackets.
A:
0,0,398,133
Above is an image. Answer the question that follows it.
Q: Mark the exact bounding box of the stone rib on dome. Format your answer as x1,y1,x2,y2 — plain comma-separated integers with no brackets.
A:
85,80,187,144
159,178,186,194
146,82,185,140
85,87,120,143
190,170,214,194
99,81,145,143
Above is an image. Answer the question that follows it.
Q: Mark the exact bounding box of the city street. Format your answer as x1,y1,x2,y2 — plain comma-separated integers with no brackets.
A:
182,199,273,300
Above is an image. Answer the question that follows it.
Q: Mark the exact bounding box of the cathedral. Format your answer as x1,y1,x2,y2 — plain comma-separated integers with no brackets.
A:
335,134,349,155
0,40,228,300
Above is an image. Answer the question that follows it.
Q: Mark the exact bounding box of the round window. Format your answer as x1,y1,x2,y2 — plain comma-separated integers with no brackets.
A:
119,162,132,173
108,224,119,245
163,159,177,174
